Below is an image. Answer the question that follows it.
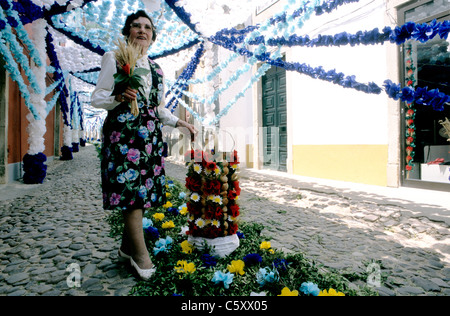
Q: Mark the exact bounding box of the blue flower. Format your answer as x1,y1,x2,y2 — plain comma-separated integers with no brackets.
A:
117,114,127,123
383,80,401,100
138,126,149,139
120,144,129,155
273,258,290,272
400,87,415,103
438,20,450,39
412,20,439,43
138,186,148,199
212,271,234,289
117,173,126,184
237,231,245,239
300,282,320,296
124,169,138,181
145,226,160,240
201,254,217,268
243,253,262,266
390,22,415,45
167,207,179,216
153,236,173,255
142,217,153,229
256,267,279,287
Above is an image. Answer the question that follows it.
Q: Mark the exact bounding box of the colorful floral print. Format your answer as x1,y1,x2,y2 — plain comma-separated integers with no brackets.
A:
101,59,167,212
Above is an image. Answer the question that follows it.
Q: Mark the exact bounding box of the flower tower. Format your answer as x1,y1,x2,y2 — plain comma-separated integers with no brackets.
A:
184,149,241,257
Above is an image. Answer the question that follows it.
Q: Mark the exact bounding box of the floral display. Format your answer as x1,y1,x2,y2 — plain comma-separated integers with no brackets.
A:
184,149,241,239
404,43,416,175
106,175,373,297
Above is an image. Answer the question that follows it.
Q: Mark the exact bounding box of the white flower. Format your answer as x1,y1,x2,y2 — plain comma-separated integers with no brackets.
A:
193,164,202,174
195,218,206,228
191,192,201,202
212,195,223,205
211,219,221,228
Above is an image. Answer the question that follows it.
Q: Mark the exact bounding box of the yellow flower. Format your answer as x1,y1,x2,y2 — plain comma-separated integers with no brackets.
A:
179,206,188,215
166,192,171,198
227,260,245,275
162,221,175,229
181,240,194,254
318,289,345,296
278,287,299,296
175,260,196,274
163,201,172,209
260,241,271,250
153,213,165,221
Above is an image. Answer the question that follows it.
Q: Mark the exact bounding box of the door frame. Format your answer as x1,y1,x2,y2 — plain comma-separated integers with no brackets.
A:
397,0,450,192
253,52,293,173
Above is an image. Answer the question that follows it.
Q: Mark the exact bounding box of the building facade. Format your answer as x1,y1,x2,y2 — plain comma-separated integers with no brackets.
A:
168,0,449,191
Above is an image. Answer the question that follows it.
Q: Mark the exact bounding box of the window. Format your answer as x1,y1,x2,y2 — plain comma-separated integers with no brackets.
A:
399,0,450,189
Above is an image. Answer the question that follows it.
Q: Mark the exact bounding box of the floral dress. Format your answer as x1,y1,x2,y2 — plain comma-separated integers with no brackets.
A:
96,57,174,212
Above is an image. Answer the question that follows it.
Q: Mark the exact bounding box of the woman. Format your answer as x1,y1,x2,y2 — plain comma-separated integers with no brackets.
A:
92,10,195,280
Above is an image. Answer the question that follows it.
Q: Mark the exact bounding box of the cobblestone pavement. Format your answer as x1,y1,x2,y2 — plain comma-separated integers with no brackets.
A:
0,145,135,296
0,144,449,296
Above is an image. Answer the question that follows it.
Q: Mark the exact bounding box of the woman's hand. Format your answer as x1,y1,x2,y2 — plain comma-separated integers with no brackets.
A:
115,87,138,103
176,120,197,141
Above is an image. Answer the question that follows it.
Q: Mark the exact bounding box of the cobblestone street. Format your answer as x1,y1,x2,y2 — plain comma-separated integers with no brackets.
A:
0,144,449,296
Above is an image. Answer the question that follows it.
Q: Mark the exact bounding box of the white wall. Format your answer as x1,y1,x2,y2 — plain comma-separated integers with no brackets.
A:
288,0,390,146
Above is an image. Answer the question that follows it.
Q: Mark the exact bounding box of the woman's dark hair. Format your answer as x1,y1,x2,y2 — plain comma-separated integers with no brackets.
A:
122,10,157,42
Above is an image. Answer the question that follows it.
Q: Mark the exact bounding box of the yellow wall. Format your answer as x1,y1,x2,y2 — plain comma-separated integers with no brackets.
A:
292,145,388,186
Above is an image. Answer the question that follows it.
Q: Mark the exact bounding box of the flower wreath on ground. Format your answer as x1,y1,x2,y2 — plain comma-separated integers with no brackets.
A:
183,149,241,257
107,168,376,296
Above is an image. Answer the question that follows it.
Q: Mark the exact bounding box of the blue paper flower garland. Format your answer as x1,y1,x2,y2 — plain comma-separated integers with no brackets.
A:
165,42,205,112
384,80,450,112
167,0,449,110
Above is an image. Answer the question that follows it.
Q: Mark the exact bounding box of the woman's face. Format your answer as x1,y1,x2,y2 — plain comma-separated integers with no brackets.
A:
128,16,154,51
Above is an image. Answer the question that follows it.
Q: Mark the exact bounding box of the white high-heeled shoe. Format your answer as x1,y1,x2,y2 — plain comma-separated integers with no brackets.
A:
130,257,157,281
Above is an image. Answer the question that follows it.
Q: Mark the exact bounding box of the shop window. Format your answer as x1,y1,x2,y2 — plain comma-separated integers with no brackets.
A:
400,0,450,188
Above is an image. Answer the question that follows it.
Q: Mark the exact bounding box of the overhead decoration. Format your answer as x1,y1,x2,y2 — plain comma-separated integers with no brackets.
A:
1,0,449,184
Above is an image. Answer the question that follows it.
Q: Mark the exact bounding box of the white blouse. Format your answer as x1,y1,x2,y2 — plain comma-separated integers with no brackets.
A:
91,51,179,128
